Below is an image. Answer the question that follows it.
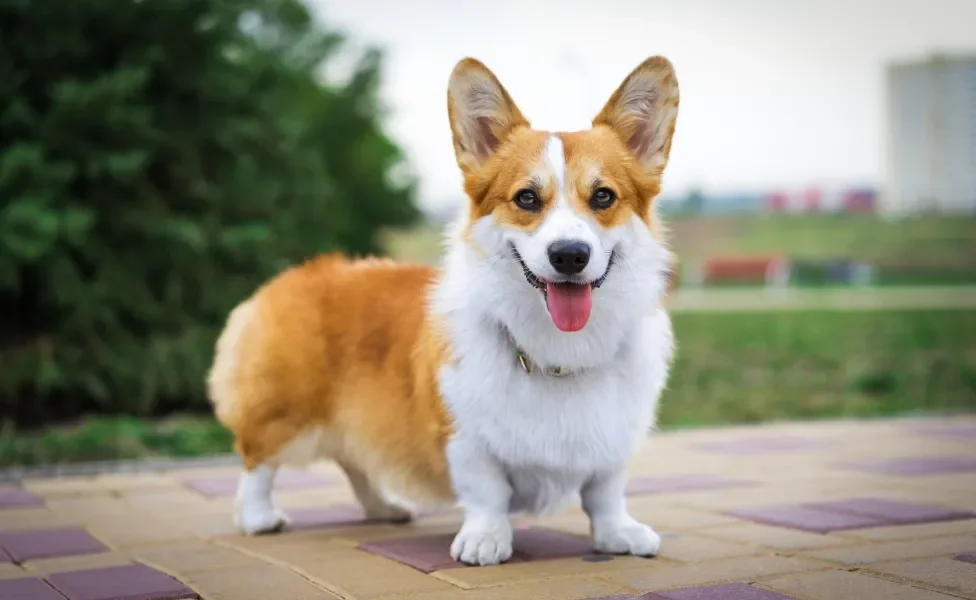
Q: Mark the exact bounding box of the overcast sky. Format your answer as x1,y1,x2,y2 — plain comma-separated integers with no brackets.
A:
309,0,976,210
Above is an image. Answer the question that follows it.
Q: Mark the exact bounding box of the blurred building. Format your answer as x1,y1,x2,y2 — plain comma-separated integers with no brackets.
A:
883,54,976,215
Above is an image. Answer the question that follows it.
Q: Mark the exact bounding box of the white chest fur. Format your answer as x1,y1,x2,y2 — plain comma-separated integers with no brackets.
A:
439,309,673,515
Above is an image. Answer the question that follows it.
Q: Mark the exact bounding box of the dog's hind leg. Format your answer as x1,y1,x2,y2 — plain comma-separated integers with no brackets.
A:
340,462,413,523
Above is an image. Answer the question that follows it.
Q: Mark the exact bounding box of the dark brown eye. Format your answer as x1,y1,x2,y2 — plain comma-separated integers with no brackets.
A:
514,189,541,211
590,187,616,209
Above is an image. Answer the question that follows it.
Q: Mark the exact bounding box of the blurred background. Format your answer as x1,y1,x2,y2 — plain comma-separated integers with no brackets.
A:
1,0,974,469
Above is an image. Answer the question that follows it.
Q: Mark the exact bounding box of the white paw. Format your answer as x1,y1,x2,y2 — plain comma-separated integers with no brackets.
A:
450,520,513,566
593,520,661,557
365,503,414,524
235,505,290,536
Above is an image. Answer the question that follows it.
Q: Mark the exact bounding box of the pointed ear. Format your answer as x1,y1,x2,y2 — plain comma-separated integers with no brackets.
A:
593,56,679,175
447,58,529,173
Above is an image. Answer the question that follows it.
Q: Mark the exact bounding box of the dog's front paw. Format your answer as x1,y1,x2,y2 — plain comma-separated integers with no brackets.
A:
593,520,661,557
235,506,290,536
450,519,513,566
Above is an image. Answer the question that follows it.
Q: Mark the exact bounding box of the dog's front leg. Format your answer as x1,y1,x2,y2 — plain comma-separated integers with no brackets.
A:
447,438,513,566
582,469,661,557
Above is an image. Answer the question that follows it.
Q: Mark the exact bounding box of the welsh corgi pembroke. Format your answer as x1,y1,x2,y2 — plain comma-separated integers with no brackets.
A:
207,55,679,566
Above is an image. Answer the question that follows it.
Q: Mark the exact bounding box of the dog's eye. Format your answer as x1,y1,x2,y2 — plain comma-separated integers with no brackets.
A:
514,189,541,211
590,187,616,209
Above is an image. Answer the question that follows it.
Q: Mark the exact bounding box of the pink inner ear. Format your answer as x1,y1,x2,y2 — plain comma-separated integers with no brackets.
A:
472,116,499,159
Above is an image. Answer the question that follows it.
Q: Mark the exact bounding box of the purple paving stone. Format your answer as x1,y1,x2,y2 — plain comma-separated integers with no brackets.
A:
627,475,757,496
511,527,595,559
183,468,333,497
697,436,829,455
47,564,198,600
0,578,68,600
0,485,44,509
359,533,478,573
954,552,976,565
0,527,108,562
809,498,975,525
288,504,365,530
726,504,888,534
656,583,796,599
841,455,976,476
1,545,13,563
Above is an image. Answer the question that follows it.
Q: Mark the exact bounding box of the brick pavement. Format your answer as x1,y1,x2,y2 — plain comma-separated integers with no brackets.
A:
1,416,974,599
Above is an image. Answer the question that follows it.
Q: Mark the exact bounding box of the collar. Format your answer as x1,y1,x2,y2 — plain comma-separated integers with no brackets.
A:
509,334,577,377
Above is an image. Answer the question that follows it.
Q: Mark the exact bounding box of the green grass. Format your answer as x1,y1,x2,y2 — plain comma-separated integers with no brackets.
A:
383,215,976,281
2,308,974,468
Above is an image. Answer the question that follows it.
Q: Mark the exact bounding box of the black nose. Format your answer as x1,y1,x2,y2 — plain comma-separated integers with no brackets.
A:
548,240,591,275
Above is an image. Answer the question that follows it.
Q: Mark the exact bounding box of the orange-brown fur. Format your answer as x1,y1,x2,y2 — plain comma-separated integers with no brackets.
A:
207,255,455,502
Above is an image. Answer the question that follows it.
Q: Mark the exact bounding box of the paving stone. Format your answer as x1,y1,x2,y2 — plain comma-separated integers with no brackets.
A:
655,535,760,562
432,555,656,588
726,504,888,533
22,552,134,575
655,583,797,599
760,569,955,600
396,577,630,600
955,552,976,565
701,523,855,550
911,425,976,441
135,541,266,575
0,562,27,579
288,505,366,530
0,486,44,509
182,469,333,497
359,527,596,573
0,527,108,562
1,546,11,563
46,564,198,600
626,475,758,496
596,556,821,593
0,577,67,600
697,436,830,455
86,517,197,549
803,535,976,566
0,509,72,533
866,557,976,598
841,456,976,476
842,518,976,542
807,498,975,525
187,564,341,599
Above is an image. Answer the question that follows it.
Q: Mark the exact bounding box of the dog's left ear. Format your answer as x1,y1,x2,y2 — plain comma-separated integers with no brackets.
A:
593,57,679,176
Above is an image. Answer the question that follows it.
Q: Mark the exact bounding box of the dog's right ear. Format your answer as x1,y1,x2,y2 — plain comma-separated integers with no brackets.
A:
447,58,529,174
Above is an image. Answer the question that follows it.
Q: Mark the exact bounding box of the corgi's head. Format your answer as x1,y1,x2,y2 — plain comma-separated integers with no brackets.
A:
445,56,678,339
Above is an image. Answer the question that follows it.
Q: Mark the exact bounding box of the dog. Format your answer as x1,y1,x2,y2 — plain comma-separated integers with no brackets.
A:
207,55,679,566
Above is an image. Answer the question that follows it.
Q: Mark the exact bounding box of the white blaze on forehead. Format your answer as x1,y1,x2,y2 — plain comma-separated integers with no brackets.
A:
544,135,566,196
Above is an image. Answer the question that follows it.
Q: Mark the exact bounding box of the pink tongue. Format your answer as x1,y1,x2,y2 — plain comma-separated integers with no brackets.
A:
545,283,593,332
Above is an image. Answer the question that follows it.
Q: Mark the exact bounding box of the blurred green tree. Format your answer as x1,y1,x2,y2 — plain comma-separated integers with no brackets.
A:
0,0,419,425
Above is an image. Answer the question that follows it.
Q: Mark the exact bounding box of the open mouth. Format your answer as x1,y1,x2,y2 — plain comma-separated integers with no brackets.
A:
511,245,615,333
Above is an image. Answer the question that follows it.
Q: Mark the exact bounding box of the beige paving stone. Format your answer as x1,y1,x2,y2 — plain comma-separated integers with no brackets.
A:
186,563,340,600
92,472,178,492
387,577,629,600
135,540,268,576
23,551,134,574
700,522,857,551
866,557,976,599
803,535,976,566
630,503,743,530
123,488,209,507
283,544,458,599
86,516,198,549
432,555,661,588
655,534,761,562
840,519,976,542
21,476,102,497
166,512,239,538
758,569,956,600
596,555,824,592
46,496,139,520
0,563,29,580
0,508,72,532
